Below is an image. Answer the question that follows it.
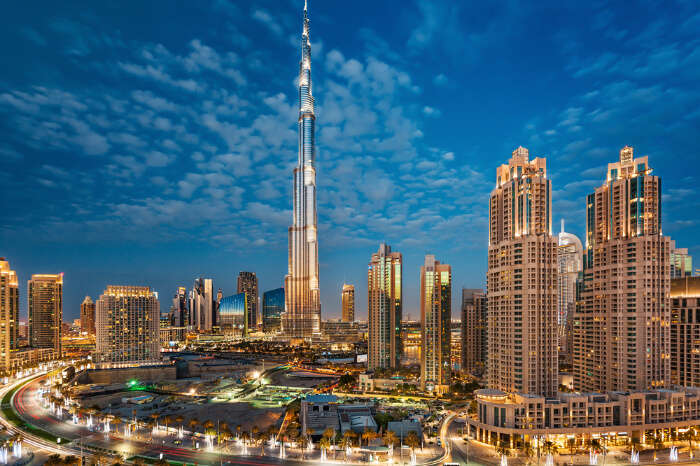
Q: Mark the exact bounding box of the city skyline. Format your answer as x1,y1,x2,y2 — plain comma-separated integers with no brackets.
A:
2,0,700,321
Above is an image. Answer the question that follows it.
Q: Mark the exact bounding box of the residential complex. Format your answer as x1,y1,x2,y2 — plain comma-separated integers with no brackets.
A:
671,243,693,278
341,284,355,322
237,271,258,331
487,146,558,397
557,221,582,364
190,278,214,331
367,243,402,370
28,273,63,354
0,258,19,372
95,285,160,365
420,254,451,394
460,288,487,375
80,296,96,335
574,147,671,392
671,276,700,386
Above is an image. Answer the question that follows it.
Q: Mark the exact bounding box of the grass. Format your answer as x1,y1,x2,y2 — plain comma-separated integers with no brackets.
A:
1,376,62,444
128,455,195,465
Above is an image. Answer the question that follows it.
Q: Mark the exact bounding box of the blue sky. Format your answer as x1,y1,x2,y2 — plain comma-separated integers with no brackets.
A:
1,0,699,321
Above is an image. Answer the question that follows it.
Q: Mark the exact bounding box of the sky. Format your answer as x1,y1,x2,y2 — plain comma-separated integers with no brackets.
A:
1,0,699,322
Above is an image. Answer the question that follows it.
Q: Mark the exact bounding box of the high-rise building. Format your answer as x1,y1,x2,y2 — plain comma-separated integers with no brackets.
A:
671,276,700,386
420,255,451,394
0,259,19,371
557,221,583,365
461,288,487,375
191,278,214,331
172,287,187,328
282,2,321,339
488,146,558,397
80,296,96,335
671,242,693,278
95,286,160,364
262,288,285,333
237,272,258,331
341,284,355,322
219,293,248,336
28,273,63,354
367,243,402,370
574,146,671,392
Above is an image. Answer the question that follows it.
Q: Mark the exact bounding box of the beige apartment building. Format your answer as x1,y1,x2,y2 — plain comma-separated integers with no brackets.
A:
487,146,558,397
0,258,19,372
574,146,671,392
420,254,451,394
461,288,487,375
341,284,355,322
28,273,63,354
367,243,402,370
80,296,96,335
671,276,700,387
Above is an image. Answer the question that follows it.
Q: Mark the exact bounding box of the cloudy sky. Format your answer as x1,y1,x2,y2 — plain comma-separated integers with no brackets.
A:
1,0,699,321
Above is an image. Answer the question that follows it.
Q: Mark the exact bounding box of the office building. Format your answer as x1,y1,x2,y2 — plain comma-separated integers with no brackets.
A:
671,276,700,386
671,243,693,278
487,146,558,397
557,221,583,364
237,272,258,331
461,288,487,375
367,243,403,370
0,259,19,371
80,296,96,336
341,284,355,322
95,285,160,365
420,254,451,394
262,288,284,333
190,278,214,331
171,287,188,328
282,2,321,338
219,293,248,336
28,273,63,354
574,146,671,392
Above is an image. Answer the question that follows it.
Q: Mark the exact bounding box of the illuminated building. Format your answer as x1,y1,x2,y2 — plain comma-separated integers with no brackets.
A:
420,254,451,394
488,146,558,397
341,284,355,322
262,288,284,333
282,1,321,338
171,286,187,328
80,296,96,335
95,286,160,364
219,293,248,336
574,146,671,392
190,278,214,331
237,272,258,331
461,288,487,375
671,243,693,278
557,221,582,366
0,258,19,371
28,273,63,354
671,276,700,386
368,243,402,370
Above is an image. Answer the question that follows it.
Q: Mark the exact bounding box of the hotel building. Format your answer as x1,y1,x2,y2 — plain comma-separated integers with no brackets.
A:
367,243,402,370
80,296,96,335
557,222,583,366
262,288,284,333
237,271,258,331
461,288,487,375
420,254,451,394
28,273,63,354
671,276,700,386
341,284,355,322
0,259,19,371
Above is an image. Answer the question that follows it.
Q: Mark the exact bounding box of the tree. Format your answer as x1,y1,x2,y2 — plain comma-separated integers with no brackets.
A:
361,428,376,447
405,431,420,454
383,430,398,449
496,440,511,459
46,454,64,466
323,427,336,445
319,436,331,457
518,441,535,465
163,415,172,434
543,440,558,456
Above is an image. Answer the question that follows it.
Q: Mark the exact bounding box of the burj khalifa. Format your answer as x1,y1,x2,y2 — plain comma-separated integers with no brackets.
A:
282,0,321,338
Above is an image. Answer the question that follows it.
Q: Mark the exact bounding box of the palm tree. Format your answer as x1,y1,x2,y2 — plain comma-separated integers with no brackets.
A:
650,432,664,461
46,454,63,466
361,427,376,447
684,429,697,458
319,436,331,459
64,456,80,466
236,424,242,439
163,415,172,434
519,441,535,465
111,416,122,436
496,440,511,461
340,434,354,460
543,440,558,456
405,431,420,456
567,437,577,455
150,413,160,430
384,430,398,449
323,427,336,444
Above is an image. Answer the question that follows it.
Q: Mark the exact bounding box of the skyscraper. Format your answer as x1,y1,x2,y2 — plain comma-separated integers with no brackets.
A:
95,286,160,364
461,288,487,375
80,296,96,335
420,255,451,394
368,243,402,370
557,220,583,365
172,286,187,328
0,258,19,371
237,272,258,331
670,276,700,386
191,278,214,331
574,146,671,392
341,284,355,322
282,1,321,339
263,288,285,333
219,293,248,336
28,273,63,354
487,146,558,397
670,242,693,278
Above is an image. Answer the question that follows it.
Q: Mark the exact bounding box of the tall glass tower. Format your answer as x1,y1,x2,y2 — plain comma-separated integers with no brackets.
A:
282,0,321,338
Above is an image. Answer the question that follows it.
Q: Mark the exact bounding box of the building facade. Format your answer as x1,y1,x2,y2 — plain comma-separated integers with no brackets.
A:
282,2,321,338
341,284,355,322
262,288,284,333
420,255,451,394
171,286,188,328
28,273,63,354
0,259,19,372
219,293,247,336
574,147,671,392
671,276,700,386
557,221,583,366
190,278,214,331
367,243,403,370
488,146,558,397
95,285,160,365
461,288,487,375
237,272,258,331
671,243,693,279
80,296,96,335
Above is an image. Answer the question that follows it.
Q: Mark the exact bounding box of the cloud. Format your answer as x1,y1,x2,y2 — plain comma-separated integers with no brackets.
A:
433,73,448,86
252,9,283,36
422,106,441,117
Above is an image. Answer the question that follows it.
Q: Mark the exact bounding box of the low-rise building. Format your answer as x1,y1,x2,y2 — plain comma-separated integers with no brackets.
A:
358,372,418,393
301,394,377,437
